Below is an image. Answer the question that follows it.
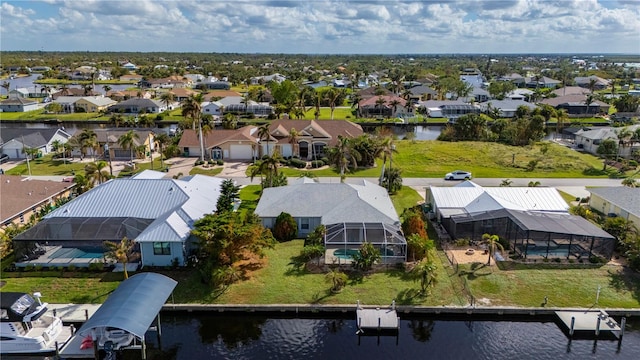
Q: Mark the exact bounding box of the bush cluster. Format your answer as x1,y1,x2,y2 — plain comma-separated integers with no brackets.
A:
288,158,306,168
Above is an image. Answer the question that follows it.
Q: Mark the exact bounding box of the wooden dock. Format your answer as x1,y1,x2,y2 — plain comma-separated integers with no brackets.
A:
555,310,623,337
356,301,399,333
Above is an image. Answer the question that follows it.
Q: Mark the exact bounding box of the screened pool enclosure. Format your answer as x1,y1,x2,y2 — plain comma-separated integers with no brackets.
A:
324,222,407,264
448,209,616,260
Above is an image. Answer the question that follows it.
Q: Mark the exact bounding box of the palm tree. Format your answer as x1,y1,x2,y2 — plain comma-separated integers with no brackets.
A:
388,99,401,118
621,177,639,188
375,96,387,117
1,81,10,94
410,259,438,295
82,84,93,96
84,160,110,186
500,179,513,187
555,109,568,140
325,88,342,120
262,150,282,188
78,129,97,160
257,123,271,157
378,137,397,185
182,93,205,162
588,78,597,94
51,140,63,159
102,85,111,96
104,237,136,279
118,130,139,166
109,113,124,128
482,233,505,266
325,269,348,293
528,181,541,187
326,135,361,181
585,94,594,115
288,128,300,158
160,92,175,111
155,132,170,169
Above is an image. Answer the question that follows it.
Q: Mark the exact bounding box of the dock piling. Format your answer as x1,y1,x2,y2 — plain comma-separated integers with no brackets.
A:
569,316,575,336
595,316,601,336
620,317,626,338
85,309,89,320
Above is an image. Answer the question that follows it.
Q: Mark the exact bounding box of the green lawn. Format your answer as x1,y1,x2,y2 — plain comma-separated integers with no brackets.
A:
391,186,424,217
273,141,608,179
302,107,355,120
460,262,640,308
6,155,86,176
189,166,223,176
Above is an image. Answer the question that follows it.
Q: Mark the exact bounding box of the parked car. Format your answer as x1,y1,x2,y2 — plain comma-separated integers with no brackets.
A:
445,170,472,180
0,153,9,164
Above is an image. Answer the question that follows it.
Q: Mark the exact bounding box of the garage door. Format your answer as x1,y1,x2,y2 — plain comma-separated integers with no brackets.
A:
229,145,253,159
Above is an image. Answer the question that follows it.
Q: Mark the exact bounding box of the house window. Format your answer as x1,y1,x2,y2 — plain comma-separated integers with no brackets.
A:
153,242,171,255
19,213,24,223
300,218,310,231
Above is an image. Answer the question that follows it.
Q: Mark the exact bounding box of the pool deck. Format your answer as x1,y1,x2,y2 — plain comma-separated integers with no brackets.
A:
15,246,111,268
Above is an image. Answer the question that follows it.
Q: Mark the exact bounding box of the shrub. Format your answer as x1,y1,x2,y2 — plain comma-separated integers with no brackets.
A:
289,158,306,168
455,238,470,247
208,159,216,165
273,212,298,242
320,157,329,164
68,264,76,272
216,159,224,166
34,265,43,272
155,114,164,121
194,160,205,166
310,160,324,168
352,242,381,272
25,264,34,272
401,208,427,238
629,160,638,167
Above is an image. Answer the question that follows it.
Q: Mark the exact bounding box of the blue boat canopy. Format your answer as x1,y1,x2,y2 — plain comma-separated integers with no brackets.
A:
77,273,177,339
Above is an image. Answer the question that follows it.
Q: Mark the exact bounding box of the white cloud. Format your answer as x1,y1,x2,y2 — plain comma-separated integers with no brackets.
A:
0,0,638,53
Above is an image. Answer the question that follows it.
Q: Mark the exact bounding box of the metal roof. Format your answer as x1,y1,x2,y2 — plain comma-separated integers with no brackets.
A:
255,179,399,226
77,273,177,339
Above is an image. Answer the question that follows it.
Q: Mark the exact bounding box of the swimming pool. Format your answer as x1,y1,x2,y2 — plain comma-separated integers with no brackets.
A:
333,249,359,260
50,247,105,259
522,244,586,258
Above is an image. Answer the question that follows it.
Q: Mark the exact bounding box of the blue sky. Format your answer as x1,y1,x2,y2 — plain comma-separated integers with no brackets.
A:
1,0,639,54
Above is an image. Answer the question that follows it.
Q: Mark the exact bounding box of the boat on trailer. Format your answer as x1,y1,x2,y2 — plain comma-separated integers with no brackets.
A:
0,292,73,355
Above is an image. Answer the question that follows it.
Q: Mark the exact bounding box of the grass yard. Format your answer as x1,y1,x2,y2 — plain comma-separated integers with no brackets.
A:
189,166,223,176
6,155,86,176
391,186,424,217
392,140,606,178
459,262,640,308
302,107,355,120
182,240,462,306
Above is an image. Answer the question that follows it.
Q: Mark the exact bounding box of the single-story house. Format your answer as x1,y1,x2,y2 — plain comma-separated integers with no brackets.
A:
8,88,30,98
119,74,144,82
588,187,640,226
574,125,640,158
68,128,156,160
478,100,538,118
0,175,75,231
418,100,480,120
525,76,561,89
358,95,407,118
195,81,231,90
168,88,197,102
73,96,117,113
202,101,224,117
13,174,224,267
179,126,259,160
426,181,615,260
574,76,611,90
505,88,534,101
255,178,407,263
0,127,72,159
540,95,610,115
250,74,286,85
214,96,273,117
408,85,437,102
52,88,99,99
0,97,39,112
108,98,165,114
551,86,591,97
106,90,153,101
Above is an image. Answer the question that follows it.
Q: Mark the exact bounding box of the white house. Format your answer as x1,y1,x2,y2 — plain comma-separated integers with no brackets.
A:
0,128,72,159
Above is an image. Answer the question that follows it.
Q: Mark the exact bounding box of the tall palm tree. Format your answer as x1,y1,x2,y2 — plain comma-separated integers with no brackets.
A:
388,99,401,118
555,109,568,140
84,160,110,186
104,237,136,279
102,85,111,96
118,129,139,166
288,128,300,158
326,135,361,182
78,129,97,160
378,137,397,185
182,93,205,162
325,88,342,120
257,123,271,157
160,92,175,111
155,132,170,169
51,140,63,159
482,233,504,266
375,96,387,117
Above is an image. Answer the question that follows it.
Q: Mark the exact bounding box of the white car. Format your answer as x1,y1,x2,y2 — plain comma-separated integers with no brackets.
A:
445,170,472,180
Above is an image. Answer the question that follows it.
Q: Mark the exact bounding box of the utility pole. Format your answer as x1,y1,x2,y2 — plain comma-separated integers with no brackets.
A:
105,132,113,176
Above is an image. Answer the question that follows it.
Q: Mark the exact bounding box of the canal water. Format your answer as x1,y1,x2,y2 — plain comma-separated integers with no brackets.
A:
0,75,132,96
133,314,639,360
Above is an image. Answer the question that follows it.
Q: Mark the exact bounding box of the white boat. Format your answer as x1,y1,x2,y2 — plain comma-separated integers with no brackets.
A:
0,292,73,354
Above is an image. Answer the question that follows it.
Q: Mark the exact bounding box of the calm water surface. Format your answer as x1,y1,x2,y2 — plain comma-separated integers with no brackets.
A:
137,314,640,360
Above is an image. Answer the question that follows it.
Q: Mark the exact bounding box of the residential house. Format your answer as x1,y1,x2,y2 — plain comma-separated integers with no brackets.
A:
68,128,156,160
250,73,286,85
178,119,363,160
574,125,640,158
478,100,538,118
122,62,137,70
255,178,406,263
106,90,153,101
0,175,75,232
139,76,191,89
588,187,640,226
202,101,224,118
505,89,534,101
8,88,30,98
51,96,83,113
195,81,232,90
203,90,243,101
168,88,197,102
540,95,610,115
52,88,99,99
418,100,480,120
12,174,224,267
0,127,72,159
183,73,205,83
551,86,591,97
526,76,561,89
74,96,118,113
426,181,615,260
574,76,611,90
179,126,259,160
468,87,490,102
108,98,165,114
356,86,391,101
0,97,39,113
408,86,437,102
358,95,407,118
